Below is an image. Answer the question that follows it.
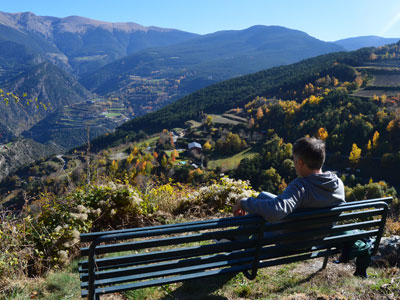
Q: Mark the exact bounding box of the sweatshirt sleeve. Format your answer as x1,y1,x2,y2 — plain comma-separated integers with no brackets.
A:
241,179,306,222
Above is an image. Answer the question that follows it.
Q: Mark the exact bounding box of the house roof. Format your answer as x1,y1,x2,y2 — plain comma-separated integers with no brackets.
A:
188,142,202,149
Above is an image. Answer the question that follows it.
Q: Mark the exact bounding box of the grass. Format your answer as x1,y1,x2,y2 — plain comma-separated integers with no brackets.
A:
104,113,122,118
136,136,159,148
186,120,202,128
208,147,259,171
1,257,398,299
1,261,81,300
123,260,400,300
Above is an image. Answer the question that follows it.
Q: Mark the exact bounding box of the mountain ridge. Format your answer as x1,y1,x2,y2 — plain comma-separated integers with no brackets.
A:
81,25,345,116
335,35,400,51
0,11,199,76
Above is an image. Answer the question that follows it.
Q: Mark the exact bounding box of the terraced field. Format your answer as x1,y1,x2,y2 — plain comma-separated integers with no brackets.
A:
24,100,129,149
353,60,400,98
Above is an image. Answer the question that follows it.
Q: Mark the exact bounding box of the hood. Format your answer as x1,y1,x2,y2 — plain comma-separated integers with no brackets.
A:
303,171,345,207
307,171,341,192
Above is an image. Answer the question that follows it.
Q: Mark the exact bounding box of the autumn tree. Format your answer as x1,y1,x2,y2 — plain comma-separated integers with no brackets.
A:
317,127,328,140
169,132,175,148
170,149,179,163
367,140,372,151
203,140,212,152
349,143,362,164
256,107,264,119
205,115,213,127
372,131,379,148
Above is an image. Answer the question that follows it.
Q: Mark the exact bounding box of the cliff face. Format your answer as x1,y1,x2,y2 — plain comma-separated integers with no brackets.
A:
0,139,58,182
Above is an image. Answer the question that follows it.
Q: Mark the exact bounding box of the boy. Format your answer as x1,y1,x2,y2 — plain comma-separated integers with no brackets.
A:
233,137,345,220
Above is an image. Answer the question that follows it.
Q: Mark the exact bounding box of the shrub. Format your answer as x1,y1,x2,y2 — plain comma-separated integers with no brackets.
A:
176,176,255,216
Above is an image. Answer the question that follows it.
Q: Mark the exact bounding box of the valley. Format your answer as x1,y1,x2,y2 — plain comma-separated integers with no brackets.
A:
0,8,399,300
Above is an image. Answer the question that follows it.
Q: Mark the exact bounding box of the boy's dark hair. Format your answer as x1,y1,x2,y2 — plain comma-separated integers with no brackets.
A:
293,137,325,170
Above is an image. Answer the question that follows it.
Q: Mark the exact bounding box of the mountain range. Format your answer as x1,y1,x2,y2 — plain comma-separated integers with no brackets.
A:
335,36,400,51
81,25,344,96
0,11,198,76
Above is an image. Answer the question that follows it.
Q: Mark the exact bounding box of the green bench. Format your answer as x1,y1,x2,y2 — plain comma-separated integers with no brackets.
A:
79,197,391,299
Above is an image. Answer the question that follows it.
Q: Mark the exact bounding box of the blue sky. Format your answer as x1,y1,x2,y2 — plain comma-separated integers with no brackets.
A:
2,0,400,41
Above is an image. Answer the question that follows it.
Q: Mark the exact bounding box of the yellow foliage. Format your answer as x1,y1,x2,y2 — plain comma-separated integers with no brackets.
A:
110,160,119,173
317,127,328,140
333,78,339,86
367,140,372,151
203,140,212,152
376,110,387,122
278,100,300,113
387,120,395,132
372,131,379,147
127,153,135,164
303,95,323,105
132,146,139,156
349,143,362,164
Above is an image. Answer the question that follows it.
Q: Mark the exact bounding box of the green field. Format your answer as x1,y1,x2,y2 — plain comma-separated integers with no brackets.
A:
136,136,159,148
208,147,259,171
104,113,122,118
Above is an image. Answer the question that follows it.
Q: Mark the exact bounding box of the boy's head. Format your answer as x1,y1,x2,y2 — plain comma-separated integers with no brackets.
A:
293,137,325,171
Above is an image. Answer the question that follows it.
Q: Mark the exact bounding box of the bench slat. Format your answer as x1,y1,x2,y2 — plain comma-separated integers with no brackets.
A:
82,255,254,288
81,238,258,269
81,247,256,282
80,224,258,256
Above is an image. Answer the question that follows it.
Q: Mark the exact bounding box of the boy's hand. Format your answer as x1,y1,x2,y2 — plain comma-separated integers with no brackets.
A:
233,200,246,216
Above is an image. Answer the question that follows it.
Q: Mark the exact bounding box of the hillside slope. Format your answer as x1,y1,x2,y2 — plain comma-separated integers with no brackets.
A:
0,139,58,183
0,62,92,140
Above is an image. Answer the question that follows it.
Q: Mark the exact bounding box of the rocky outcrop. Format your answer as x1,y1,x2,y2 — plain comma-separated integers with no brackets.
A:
373,235,400,267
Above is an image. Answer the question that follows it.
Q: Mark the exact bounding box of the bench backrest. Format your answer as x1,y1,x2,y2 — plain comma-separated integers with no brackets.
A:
79,197,391,298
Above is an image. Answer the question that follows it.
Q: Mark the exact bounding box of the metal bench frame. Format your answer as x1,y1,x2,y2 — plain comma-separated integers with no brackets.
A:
79,197,391,299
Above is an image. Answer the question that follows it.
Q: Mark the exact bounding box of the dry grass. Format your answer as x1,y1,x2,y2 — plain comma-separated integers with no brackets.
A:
3,257,398,299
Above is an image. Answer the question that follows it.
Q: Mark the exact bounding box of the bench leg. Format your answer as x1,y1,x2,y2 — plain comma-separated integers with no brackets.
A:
321,256,329,270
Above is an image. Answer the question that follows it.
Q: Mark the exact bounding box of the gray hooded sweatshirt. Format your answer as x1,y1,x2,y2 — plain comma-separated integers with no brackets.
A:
241,171,345,222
